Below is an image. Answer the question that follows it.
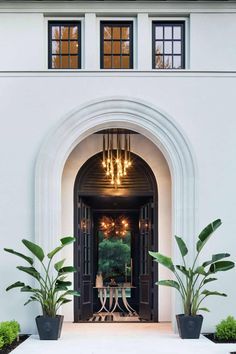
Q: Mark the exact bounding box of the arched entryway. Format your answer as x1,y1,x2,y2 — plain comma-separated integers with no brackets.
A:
35,97,197,327
73,149,158,322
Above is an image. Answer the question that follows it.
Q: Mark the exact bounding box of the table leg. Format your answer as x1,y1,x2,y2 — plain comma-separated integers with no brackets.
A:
110,288,119,313
97,288,109,313
121,288,136,315
109,288,114,311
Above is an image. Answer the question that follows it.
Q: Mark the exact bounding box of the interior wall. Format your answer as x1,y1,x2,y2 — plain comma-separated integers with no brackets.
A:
61,133,172,322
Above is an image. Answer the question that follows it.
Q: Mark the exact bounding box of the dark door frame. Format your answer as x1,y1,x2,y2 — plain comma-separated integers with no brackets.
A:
73,151,158,322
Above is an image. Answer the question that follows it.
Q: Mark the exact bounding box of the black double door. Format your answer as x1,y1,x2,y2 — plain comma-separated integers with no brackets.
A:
139,202,155,321
74,199,93,321
74,198,157,322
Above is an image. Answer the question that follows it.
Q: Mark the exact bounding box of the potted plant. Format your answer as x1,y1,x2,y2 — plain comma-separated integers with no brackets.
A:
4,237,80,340
149,219,235,339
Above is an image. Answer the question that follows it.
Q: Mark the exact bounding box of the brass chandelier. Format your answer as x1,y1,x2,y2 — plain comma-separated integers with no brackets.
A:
100,216,129,238
102,132,132,187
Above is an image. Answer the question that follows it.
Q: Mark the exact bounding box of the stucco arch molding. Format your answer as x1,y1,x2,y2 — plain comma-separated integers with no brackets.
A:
35,97,197,269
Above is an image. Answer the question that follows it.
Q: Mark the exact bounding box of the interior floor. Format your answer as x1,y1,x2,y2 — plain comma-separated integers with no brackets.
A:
88,311,141,322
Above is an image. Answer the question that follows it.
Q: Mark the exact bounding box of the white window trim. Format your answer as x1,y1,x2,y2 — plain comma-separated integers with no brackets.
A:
44,16,85,71
149,16,190,70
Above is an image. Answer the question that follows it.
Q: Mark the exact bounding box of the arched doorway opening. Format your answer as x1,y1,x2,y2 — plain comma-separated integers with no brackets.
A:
73,147,158,322
35,97,197,328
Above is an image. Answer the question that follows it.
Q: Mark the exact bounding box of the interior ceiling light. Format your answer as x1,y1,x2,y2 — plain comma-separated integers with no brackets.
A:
100,216,129,238
102,132,132,187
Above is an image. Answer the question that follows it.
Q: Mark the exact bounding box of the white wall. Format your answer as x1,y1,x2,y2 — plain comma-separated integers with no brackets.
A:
1,73,236,333
0,13,44,71
0,2,236,71
61,134,172,322
190,13,236,71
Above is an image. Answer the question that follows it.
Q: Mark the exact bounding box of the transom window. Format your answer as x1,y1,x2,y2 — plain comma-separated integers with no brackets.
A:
152,21,185,69
48,21,81,69
100,21,133,69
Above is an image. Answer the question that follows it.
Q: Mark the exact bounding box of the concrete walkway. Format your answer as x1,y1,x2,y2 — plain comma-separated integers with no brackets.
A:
12,322,236,354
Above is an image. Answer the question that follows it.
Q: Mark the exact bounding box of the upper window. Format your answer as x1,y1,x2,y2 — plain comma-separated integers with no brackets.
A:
152,21,185,69
48,21,81,69
100,21,133,69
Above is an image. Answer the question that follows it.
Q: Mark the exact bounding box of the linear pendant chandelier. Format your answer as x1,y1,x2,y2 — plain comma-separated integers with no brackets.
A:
102,132,132,187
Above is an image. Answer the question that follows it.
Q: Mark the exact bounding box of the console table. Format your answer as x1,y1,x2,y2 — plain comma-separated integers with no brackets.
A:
94,286,136,315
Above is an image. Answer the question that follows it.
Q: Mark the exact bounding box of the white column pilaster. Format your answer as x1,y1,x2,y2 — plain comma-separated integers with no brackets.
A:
137,13,151,71
84,13,99,70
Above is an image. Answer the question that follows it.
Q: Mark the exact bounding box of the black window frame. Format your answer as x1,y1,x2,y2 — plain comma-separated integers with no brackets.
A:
48,21,82,70
152,21,185,70
100,21,134,70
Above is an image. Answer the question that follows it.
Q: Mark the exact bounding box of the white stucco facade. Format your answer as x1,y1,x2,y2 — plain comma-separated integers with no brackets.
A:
0,1,236,334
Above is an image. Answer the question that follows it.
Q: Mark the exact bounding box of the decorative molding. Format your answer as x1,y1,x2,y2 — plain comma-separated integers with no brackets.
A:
35,96,198,323
1,71,236,77
0,1,236,13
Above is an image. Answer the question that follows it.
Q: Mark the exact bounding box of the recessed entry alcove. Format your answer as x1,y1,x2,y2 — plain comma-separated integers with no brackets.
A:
61,130,172,323
35,97,197,327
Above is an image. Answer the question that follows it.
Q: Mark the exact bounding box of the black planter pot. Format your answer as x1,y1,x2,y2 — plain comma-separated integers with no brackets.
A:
36,315,64,340
176,314,203,339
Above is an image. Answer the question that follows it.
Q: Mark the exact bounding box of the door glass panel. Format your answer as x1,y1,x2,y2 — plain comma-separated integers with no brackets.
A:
81,206,91,275
98,216,132,296
140,204,150,275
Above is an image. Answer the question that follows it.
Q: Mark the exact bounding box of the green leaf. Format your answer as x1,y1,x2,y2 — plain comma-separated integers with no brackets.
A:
198,307,210,312
57,299,72,305
203,277,217,285
210,261,235,273
4,248,33,265
196,219,222,252
24,299,37,306
56,280,72,287
201,289,227,297
149,251,175,271
59,266,77,274
6,281,25,291
155,280,180,291
17,266,40,280
194,266,207,276
24,296,38,306
176,265,190,277
202,253,230,267
175,236,188,257
55,285,68,292
22,239,44,262
20,286,40,293
54,259,66,272
60,237,76,246
47,246,63,259
66,290,80,296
